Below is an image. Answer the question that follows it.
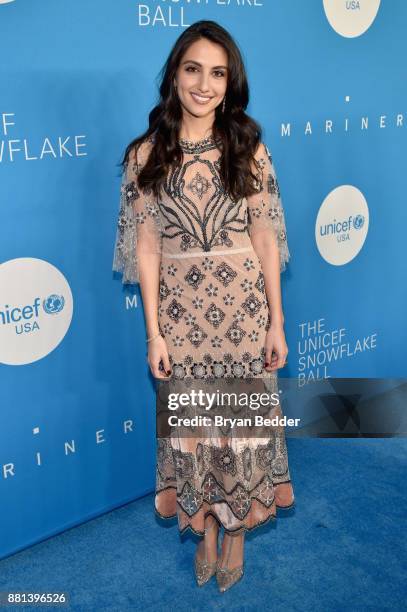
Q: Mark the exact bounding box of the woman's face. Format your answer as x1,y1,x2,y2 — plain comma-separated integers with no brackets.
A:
175,38,228,119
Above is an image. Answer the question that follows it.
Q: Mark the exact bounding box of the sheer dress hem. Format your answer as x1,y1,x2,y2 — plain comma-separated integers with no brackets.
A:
154,480,295,536
155,503,277,537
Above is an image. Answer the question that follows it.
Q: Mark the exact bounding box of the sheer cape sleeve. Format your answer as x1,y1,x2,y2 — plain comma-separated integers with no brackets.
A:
246,142,290,273
112,137,162,285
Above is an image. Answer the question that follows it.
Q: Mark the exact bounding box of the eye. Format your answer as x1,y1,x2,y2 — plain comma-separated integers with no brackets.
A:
213,70,226,78
185,66,198,72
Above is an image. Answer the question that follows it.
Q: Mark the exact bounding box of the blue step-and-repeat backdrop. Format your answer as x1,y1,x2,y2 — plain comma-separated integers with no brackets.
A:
1,0,406,559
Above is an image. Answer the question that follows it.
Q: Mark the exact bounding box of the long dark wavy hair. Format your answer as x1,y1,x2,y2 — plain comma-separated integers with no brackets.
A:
119,20,264,201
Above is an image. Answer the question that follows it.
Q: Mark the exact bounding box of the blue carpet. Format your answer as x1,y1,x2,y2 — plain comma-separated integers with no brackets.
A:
0,439,406,611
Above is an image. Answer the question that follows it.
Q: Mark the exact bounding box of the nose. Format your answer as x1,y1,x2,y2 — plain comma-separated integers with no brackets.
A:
197,70,210,93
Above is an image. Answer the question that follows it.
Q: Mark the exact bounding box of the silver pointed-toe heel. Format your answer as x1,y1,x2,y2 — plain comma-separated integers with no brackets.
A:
216,530,244,592
216,561,244,592
194,556,217,587
194,518,219,586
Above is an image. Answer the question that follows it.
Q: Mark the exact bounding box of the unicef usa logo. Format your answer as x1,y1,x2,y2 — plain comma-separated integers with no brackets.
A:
43,294,65,315
0,258,73,365
352,214,365,230
323,0,381,38
2,295,66,332
315,185,369,266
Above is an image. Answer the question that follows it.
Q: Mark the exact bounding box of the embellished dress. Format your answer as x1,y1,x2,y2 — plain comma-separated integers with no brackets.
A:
113,133,294,535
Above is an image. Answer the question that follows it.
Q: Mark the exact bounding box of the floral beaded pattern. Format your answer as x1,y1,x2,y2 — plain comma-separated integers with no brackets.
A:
112,137,163,285
112,134,290,282
156,430,291,526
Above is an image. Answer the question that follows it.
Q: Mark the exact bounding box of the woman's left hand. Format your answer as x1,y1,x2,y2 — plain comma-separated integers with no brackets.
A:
264,323,288,371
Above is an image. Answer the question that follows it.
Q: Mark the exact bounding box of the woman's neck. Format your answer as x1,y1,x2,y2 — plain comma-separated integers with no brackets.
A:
179,118,214,143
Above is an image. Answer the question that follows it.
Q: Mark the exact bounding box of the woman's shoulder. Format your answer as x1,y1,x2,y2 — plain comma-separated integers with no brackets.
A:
128,133,155,167
254,140,272,163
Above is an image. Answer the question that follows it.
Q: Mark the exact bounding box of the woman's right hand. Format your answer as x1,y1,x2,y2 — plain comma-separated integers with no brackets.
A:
147,334,172,379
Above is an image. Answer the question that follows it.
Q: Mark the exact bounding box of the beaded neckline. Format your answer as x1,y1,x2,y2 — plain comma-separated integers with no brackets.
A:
178,134,220,154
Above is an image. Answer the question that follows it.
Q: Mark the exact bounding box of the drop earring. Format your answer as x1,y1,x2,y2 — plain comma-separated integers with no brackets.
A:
222,96,226,113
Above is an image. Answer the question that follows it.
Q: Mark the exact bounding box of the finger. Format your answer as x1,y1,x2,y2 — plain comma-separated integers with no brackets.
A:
267,349,279,371
264,344,273,370
161,353,172,377
277,351,288,370
149,359,167,379
151,365,165,379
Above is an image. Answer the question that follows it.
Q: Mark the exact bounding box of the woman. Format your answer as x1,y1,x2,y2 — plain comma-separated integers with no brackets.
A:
113,20,295,592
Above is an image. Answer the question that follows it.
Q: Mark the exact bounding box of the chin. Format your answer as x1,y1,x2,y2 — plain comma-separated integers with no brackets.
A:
184,104,216,117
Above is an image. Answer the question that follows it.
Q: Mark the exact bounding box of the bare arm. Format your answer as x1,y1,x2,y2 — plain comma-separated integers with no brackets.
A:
113,140,171,378
246,142,290,370
138,252,161,338
250,232,284,327
138,252,172,378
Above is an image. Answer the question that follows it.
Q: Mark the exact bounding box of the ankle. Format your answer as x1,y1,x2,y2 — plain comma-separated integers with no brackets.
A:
223,531,244,542
204,516,219,535
218,531,245,570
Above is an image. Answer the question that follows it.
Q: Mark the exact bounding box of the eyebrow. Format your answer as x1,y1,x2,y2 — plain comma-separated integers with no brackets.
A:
181,60,228,70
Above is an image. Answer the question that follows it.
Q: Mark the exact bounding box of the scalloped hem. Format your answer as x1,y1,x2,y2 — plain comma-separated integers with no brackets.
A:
154,477,295,536
274,479,296,509
155,506,278,536
155,502,282,537
275,498,296,510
